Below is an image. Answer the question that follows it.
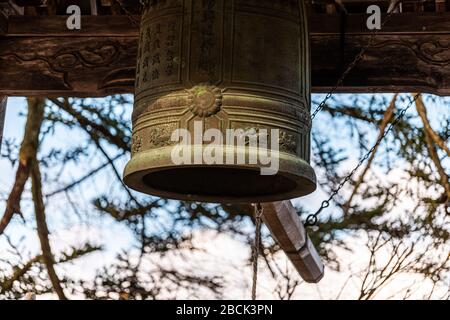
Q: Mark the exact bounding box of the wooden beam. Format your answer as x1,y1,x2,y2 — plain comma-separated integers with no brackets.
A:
0,13,449,96
0,36,137,96
0,96,6,154
261,201,324,283
6,12,450,38
6,15,139,36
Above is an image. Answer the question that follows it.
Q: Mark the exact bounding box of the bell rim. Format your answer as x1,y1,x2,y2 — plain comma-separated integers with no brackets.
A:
123,146,317,204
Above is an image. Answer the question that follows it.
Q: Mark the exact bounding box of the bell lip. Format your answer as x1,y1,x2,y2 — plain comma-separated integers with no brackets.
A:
123,146,317,204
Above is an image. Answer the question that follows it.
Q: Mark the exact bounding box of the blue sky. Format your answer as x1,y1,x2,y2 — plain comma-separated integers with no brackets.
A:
0,94,448,299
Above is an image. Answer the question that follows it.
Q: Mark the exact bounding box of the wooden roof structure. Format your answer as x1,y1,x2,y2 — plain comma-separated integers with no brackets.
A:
0,0,449,97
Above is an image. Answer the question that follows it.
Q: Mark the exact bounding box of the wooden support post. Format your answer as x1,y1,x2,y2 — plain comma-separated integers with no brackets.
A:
90,0,98,15
0,96,7,154
261,201,324,283
1,1,19,155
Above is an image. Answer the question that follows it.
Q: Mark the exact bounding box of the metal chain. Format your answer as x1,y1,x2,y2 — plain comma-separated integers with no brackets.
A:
310,1,402,120
305,93,422,227
251,203,263,300
114,0,141,27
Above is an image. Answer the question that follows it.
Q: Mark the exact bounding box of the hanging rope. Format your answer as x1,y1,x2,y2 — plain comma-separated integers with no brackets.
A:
251,203,263,300
305,93,422,227
310,0,403,120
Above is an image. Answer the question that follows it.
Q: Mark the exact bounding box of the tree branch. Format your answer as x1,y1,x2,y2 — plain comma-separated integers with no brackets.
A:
1,244,100,294
415,96,450,158
48,98,129,151
0,96,48,234
344,94,398,209
0,255,41,294
414,96,450,201
27,97,67,300
45,152,125,198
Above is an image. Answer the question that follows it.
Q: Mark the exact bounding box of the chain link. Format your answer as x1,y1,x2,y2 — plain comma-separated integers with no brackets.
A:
114,0,141,27
251,203,263,300
310,1,402,120
305,94,421,226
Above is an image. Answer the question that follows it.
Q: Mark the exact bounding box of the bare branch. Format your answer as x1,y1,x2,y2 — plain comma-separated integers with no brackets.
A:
0,96,51,234
415,96,450,157
27,98,67,300
48,98,129,151
345,94,398,209
414,96,450,200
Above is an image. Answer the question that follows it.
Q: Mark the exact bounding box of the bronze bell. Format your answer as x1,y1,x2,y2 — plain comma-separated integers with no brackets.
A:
123,0,317,203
